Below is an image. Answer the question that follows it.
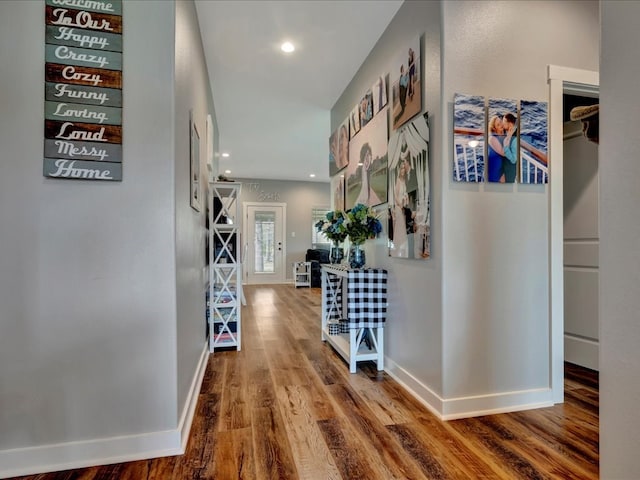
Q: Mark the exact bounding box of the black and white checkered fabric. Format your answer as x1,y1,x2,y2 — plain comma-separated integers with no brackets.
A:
346,269,387,329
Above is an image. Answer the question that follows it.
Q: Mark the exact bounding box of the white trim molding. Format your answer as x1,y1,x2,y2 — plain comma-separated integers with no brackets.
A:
547,64,599,404
385,357,553,421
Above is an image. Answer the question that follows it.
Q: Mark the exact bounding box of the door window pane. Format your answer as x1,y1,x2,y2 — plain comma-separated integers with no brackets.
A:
254,211,275,273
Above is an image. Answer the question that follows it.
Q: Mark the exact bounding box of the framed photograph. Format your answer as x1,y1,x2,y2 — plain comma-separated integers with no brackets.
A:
331,173,345,212
190,112,201,212
391,36,422,131
345,106,388,210
488,97,519,183
453,93,485,182
329,128,339,176
519,100,548,184
337,117,349,173
206,113,215,183
372,75,387,116
359,89,374,129
350,104,360,139
388,112,430,259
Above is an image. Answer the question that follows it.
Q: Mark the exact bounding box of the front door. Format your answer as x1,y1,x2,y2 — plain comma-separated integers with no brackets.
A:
244,203,286,284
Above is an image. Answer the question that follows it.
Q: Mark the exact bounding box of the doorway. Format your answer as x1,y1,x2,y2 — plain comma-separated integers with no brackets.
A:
243,203,286,285
548,65,599,403
563,94,599,371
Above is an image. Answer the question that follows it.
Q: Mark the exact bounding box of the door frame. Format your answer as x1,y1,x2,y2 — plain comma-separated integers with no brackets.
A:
548,65,599,403
242,202,287,285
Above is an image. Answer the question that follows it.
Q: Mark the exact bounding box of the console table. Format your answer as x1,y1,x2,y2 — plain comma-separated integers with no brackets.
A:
320,264,388,373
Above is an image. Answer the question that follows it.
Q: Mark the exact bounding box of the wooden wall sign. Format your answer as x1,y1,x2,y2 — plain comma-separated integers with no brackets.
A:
44,0,123,181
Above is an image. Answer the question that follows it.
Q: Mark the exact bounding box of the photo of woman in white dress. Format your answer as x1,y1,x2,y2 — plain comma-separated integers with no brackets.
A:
392,158,409,257
387,113,430,259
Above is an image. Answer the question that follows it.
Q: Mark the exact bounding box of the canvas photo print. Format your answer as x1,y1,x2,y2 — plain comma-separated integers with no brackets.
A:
350,104,360,139
391,36,421,131
372,75,387,116
519,100,548,184
331,173,345,212
487,97,519,183
453,93,485,182
345,106,388,210
329,128,339,177
388,113,430,259
359,89,374,129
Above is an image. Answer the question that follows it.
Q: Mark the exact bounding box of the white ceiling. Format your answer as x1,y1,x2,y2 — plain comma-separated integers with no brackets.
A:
195,0,403,182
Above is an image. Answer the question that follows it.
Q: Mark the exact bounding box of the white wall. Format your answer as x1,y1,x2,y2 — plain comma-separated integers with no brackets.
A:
236,178,330,280
600,1,640,477
174,0,216,426
0,1,213,477
440,1,599,411
331,0,444,401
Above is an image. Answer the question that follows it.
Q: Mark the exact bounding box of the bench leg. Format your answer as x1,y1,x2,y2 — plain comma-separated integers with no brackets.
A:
377,327,384,371
349,328,357,373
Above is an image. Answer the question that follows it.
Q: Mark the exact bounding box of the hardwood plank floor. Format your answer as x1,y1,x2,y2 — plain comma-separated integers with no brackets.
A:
10,285,599,479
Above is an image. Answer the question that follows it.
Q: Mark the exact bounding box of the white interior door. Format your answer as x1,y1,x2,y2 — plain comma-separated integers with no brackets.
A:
244,203,286,284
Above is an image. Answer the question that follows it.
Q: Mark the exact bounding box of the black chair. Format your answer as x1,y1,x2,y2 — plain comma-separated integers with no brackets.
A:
305,248,330,287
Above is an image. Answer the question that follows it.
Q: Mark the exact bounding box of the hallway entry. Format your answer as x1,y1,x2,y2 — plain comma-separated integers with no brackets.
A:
243,203,286,284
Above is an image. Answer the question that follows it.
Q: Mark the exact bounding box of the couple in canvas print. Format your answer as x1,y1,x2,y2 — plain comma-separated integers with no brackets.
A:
487,112,518,183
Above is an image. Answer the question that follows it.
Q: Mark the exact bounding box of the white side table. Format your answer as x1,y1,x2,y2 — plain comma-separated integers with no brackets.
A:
293,261,311,288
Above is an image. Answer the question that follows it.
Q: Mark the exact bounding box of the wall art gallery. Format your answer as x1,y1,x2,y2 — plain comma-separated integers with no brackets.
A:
329,34,429,261
44,0,123,181
454,93,548,184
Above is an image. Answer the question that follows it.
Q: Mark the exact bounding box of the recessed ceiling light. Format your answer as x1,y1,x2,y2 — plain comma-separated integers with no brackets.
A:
468,140,479,148
281,41,295,53
309,173,316,178
221,152,230,158
224,169,231,174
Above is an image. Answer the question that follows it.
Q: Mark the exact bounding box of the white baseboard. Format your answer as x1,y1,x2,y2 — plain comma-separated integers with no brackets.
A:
0,343,210,480
179,342,210,451
565,334,599,371
384,357,444,418
440,387,554,420
385,356,554,421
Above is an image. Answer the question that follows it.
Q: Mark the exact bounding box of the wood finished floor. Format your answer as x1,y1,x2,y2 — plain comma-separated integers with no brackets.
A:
13,285,599,480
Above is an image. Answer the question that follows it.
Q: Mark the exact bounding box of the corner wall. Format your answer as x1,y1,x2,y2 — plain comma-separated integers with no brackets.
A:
174,0,216,434
600,1,640,477
0,0,209,477
439,0,599,414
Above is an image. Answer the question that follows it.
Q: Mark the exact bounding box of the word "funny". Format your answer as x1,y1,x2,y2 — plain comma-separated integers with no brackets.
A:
53,83,109,104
